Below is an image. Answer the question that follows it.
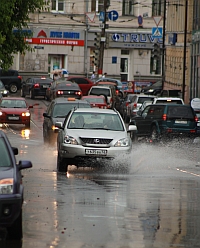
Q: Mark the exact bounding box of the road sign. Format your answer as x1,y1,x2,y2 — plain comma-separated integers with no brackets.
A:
152,27,163,38
99,11,105,22
108,10,118,21
86,12,96,22
153,16,162,26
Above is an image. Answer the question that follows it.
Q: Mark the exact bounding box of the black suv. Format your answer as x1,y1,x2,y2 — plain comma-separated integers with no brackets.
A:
0,69,22,93
129,104,198,142
141,81,162,95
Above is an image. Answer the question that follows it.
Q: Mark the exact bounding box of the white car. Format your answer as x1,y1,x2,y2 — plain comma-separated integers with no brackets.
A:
55,108,136,172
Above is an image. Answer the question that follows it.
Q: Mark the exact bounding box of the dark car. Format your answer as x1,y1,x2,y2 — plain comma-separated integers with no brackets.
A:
191,98,200,134
45,80,82,101
67,76,94,95
129,104,198,142
0,130,32,240
43,98,91,145
0,69,23,94
141,80,162,95
21,77,53,99
0,80,8,97
118,93,135,120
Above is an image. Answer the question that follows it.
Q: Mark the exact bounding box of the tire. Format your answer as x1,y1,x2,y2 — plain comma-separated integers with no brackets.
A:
130,131,138,142
30,90,35,99
57,152,68,172
20,88,25,97
151,125,160,142
7,210,22,240
9,83,18,94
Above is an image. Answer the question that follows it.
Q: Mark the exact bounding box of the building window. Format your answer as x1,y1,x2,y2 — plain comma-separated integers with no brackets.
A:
152,0,163,16
122,0,134,16
91,0,104,12
52,0,64,11
193,0,200,30
121,50,129,55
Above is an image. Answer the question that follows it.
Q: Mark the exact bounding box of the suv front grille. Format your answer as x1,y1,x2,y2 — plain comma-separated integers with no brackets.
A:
80,138,112,144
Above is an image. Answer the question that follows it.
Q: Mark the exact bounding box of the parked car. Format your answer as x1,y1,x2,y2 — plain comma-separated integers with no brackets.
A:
82,95,109,108
88,85,119,109
21,77,53,99
67,76,94,95
0,97,33,128
43,98,91,145
45,80,82,101
0,69,22,93
190,98,200,134
126,94,157,122
55,108,136,172
141,81,162,95
0,130,32,240
153,97,184,104
129,104,198,142
0,80,8,97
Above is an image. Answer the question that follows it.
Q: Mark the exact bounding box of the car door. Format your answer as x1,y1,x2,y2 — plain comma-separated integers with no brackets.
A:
43,102,54,136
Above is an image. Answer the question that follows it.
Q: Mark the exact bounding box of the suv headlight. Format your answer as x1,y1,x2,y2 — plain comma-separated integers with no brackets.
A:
64,135,78,145
0,179,13,194
114,138,129,147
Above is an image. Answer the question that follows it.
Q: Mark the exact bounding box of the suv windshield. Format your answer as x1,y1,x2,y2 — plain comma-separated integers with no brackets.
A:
68,112,124,131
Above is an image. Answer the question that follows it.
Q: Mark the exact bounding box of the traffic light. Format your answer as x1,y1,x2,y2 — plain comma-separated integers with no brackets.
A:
93,32,101,67
152,43,161,60
93,49,100,67
94,32,101,48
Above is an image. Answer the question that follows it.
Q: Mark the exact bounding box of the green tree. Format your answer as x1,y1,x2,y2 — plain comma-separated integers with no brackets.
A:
0,0,44,70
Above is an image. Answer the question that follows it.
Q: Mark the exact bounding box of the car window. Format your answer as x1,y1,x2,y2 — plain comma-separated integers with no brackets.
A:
155,99,183,104
53,103,90,118
138,97,155,103
0,138,11,167
167,106,194,118
90,88,110,96
71,78,88,85
1,99,26,108
68,112,124,131
0,81,4,88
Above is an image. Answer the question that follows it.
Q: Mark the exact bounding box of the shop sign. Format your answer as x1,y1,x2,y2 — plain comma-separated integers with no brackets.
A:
26,38,84,46
111,33,162,43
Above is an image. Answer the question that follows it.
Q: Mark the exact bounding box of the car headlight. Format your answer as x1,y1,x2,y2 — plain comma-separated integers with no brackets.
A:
64,135,78,145
22,112,30,117
114,138,129,147
0,179,13,194
3,90,8,94
52,125,58,131
147,89,154,92
0,111,3,116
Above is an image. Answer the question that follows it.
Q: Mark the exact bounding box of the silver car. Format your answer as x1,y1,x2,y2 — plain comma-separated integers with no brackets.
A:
55,108,136,172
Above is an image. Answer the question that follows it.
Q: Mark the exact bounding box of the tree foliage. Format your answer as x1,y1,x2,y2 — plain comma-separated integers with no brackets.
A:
0,0,44,70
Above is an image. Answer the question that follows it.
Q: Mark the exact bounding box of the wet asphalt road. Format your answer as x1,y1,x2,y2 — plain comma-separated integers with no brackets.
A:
1,95,200,248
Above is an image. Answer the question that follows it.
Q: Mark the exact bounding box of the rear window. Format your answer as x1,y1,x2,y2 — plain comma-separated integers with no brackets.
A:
36,78,53,84
156,99,183,104
0,70,18,77
167,106,194,118
90,88,110,96
138,97,155,104
52,103,90,117
56,83,79,89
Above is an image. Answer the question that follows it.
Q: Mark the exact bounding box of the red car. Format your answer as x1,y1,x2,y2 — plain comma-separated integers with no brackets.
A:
0,97,33,128
67,76,94,95
82,95,108,109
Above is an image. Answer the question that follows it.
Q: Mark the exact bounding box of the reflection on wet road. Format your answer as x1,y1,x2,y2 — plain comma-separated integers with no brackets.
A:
1,96,200,247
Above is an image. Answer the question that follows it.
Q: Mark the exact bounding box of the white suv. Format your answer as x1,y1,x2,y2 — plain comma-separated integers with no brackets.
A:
153,97,184,105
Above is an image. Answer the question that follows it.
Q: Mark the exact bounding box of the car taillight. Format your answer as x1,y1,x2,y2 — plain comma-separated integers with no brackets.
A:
162,114,167,121
75,91,82,96
18,76,22,80
116,90,119,95
133,103,137,108
125,102,129,107
34,83,40,88
195,116,198,122
57,90,63,95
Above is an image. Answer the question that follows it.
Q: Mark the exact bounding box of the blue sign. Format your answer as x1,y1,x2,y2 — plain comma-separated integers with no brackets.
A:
138,15,143,27
99,11,105,22
108,10,119,21
152,27,163,39
112,56,117,64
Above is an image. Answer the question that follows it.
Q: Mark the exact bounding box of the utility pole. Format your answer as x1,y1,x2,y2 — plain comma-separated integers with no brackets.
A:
98,0,108,77
182,0,188,102
162,0,167,89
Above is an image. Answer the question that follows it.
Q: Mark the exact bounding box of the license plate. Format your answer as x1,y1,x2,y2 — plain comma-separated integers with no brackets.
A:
43,85,49,88
8,116,19,120
85,149,107,156
197,123,200,126
175,120,187,124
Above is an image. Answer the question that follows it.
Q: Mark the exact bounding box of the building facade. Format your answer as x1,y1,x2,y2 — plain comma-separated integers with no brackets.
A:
11,0,163,84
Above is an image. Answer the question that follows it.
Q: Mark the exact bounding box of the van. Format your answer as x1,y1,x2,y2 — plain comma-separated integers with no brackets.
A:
88,85,118,109
0,69,22,93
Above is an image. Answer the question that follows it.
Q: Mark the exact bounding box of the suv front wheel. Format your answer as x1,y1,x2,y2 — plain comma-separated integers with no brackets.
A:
9,83,18,93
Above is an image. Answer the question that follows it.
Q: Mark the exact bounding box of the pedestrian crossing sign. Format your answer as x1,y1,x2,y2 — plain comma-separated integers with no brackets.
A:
152,27,163,38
